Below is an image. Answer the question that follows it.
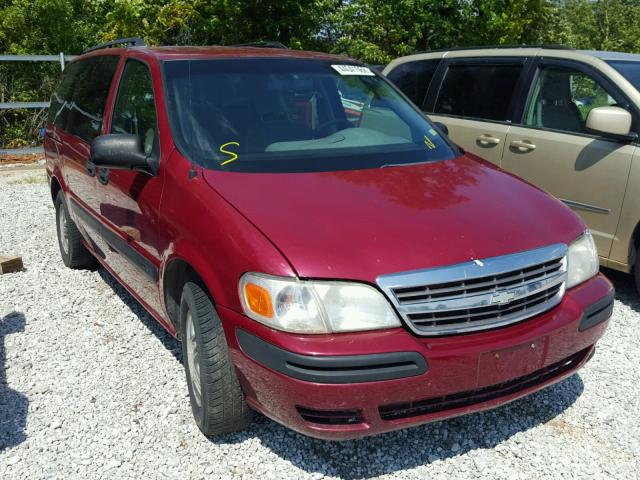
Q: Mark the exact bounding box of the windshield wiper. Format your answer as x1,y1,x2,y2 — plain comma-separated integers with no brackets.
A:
380,160,431,168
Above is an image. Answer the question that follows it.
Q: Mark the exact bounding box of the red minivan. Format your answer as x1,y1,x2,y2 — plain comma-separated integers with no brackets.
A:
45,39,614,440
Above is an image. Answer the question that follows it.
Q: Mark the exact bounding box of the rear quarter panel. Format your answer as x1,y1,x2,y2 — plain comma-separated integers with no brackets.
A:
44,124,61,190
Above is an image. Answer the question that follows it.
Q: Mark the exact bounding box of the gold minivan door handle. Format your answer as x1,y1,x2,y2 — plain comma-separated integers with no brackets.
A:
476,134,501,146
510,139,536,152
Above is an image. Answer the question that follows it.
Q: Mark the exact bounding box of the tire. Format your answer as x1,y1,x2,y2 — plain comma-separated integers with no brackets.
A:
54,191,97,269
634,253,640,295
180,281,252,436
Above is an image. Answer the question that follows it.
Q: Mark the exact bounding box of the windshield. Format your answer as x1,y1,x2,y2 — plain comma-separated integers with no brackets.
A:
163,58,456,173
607,60,640,92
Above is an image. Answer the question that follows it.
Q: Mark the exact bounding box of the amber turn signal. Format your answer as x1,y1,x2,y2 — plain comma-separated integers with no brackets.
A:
244,283,274,318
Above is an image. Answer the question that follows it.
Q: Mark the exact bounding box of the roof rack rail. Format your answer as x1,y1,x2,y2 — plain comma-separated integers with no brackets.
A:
487,44,573,50
83,37,146,54
413,44,573,55
231,41,289,49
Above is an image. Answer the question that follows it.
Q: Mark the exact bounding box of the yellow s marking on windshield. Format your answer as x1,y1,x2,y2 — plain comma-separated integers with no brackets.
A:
424,135,436,150
219,141,240,165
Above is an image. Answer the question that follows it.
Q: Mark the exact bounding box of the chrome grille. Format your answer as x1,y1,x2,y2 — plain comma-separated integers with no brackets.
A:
377,244,567,336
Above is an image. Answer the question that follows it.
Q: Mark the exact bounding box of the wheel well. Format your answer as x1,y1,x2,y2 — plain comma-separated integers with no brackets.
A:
50,176,61,203
163,259,206,336
630,222,640,269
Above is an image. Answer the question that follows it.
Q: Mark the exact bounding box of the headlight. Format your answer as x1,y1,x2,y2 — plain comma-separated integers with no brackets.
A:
566,231,599,289
239,273,401,334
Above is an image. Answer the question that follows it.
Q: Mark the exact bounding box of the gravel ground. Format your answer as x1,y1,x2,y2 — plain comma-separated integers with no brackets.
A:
1,173,639,479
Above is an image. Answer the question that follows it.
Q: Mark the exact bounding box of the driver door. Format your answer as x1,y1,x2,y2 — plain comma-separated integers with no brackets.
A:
97,58,166,315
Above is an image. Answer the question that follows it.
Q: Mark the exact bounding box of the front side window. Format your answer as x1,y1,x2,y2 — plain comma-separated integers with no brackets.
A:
49,56,119,142
111,60,158,156
163,59,456,173
386,59,441,108
525,66,619,134
434,63,523,121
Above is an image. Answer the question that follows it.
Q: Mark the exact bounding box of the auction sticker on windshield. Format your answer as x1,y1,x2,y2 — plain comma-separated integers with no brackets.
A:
331,65,375,76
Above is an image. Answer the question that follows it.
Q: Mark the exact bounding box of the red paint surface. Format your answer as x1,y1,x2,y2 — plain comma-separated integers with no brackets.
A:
45,46,612,440
226,275,612,440
203,153,583,283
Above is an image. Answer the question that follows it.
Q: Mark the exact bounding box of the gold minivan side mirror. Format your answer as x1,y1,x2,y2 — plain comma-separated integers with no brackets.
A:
586,106,636,141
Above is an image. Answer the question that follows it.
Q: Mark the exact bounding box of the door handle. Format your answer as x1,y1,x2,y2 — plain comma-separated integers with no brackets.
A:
510,139,536,152
476,134,501,146
86,160,96,177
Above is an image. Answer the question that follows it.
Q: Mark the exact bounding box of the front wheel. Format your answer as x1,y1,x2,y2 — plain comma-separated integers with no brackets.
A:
180,282,252,436
634,251,640,295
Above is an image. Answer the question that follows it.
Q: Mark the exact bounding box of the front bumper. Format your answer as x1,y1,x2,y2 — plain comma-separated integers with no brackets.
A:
221,273,613,440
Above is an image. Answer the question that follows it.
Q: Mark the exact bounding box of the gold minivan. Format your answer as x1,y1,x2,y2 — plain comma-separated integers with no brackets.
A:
385,46,640,289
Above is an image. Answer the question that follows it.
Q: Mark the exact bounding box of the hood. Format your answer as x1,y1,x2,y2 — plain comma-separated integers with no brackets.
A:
203,154,584,283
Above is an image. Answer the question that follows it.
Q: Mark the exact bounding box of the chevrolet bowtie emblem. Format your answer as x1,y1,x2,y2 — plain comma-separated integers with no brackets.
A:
491,291,516,305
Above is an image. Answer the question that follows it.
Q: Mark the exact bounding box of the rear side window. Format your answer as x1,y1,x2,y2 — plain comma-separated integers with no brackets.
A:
48,63,81,129
49,56,119,142
386,59,441,108
434,63,523,121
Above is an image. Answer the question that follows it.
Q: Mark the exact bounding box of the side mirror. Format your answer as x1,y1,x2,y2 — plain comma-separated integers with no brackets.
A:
90,134,151,172
433,121,449,136
586,106,637,142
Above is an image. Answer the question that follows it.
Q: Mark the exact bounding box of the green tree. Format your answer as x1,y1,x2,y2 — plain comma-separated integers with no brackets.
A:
538,0,640,52
2,0,640,148
324,0,552,64
461,0,552,46
101,0,340,49
325,0,464,64
0,0,101,54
